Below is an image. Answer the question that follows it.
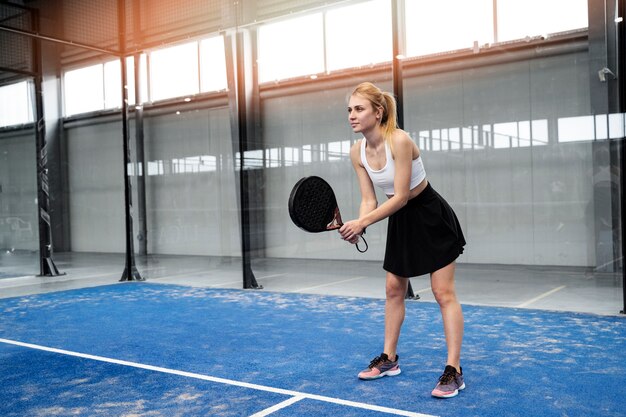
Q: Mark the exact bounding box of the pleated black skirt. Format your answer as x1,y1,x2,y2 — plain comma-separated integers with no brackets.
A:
383,182,466,278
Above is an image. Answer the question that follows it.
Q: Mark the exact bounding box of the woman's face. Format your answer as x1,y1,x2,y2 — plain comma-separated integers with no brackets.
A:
348,94,381,134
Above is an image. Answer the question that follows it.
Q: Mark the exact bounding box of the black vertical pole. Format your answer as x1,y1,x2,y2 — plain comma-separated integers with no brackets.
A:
119,0,143,281
224,22,261,289
235,30,261,290
618,0,626,314
31,9,61,277
392,0,416,300
617,138,626,314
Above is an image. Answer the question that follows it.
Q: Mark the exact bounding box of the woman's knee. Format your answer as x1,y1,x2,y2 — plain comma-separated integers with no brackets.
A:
432,286,456,306
430,262,458,305
386,274,408,300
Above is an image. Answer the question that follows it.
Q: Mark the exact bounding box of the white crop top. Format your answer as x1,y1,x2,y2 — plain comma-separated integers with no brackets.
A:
360,139,426,195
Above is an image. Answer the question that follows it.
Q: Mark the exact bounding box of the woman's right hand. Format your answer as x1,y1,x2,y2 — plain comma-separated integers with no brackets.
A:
339,220,364,244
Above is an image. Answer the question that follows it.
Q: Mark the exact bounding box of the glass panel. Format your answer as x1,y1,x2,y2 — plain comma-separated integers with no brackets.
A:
103,57,138,107
150,42,199,102
63,64,104,116
325,0,392,72
103,59,122,109
257,13,324,82
497,0,588,42
135,54,149,104
405,0,493,57
200,35,228,93
0,81,33,127
0,119,39,278
5,0,620,316
132,106,242,285
401,46,622,314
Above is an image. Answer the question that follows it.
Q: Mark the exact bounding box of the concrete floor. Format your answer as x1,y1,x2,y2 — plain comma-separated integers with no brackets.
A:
0,251,624,316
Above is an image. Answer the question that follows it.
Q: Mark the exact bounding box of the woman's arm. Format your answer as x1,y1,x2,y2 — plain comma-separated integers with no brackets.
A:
339,131,414,242
352,140,378,218
339,140,377,244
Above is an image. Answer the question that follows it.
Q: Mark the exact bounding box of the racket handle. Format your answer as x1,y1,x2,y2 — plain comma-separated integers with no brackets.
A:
355,235,368,253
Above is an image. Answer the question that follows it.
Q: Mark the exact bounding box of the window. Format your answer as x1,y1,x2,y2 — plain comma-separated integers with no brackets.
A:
64,64,105,116
200,35,228,93
325,0,392,72
103,60,122,110
258,1,392,81
0,81,33,127
258,13,324,82
63,57,140,116
558,116,595,143
150,42,199,102
104,56,148,107
405,0,494,58
63,35,228,115
497,0,588,42
405,0,588,58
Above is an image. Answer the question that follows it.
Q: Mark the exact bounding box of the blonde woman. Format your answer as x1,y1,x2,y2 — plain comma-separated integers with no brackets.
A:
339,82,466,398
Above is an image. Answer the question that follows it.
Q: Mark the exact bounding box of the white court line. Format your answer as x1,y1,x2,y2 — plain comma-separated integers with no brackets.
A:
414,287,432,294
249,395,306,417
0,338,436,417
294,276,368,292
203,274,287,288
517,285,567,308
257,274,288,280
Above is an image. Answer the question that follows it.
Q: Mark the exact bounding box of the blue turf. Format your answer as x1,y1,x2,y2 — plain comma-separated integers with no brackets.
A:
0,343,289,417
0,282,625,417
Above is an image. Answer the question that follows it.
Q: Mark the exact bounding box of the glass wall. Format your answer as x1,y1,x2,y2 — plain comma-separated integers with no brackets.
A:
0,123,39,278
0,0,623,313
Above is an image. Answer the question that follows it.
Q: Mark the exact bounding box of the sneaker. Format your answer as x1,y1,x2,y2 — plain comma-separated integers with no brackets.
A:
431,365,465,398
358,353,401,380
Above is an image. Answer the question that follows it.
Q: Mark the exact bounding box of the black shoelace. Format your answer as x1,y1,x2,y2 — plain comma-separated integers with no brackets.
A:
438,370,456,385
368,355,387,369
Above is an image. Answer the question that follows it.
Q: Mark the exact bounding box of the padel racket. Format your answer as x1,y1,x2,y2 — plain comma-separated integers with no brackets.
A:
288,176,368,253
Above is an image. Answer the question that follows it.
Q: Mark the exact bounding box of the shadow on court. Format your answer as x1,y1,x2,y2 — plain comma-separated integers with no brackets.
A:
0,283,624,417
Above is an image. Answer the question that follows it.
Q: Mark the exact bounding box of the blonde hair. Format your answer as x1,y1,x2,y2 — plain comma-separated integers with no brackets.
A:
350,82,399,146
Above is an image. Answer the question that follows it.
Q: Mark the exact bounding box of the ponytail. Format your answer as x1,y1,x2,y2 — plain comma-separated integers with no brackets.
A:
381,92,398,143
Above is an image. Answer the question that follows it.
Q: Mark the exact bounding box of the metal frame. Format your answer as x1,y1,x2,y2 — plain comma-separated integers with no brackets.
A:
0,1,142,280
2,0,624,308
118,0,143,281
224,25,262,290
31,8,62,277
617,0,626,314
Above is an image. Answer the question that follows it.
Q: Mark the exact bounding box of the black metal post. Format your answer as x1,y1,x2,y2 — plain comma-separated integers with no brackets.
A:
617,138,626,314
224,29,261,290
31,9,61,277
118,0,143,281
617,0,626,315
237,31,261,290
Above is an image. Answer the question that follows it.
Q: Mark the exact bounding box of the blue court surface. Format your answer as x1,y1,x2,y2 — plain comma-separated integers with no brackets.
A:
0,283,625,417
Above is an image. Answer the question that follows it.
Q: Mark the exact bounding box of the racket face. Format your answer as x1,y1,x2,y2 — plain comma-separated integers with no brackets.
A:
288,176,341,233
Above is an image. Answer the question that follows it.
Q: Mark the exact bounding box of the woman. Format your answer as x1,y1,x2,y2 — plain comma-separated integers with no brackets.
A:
339,82,466,398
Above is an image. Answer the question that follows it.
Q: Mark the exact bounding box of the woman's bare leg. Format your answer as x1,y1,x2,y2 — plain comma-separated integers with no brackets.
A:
383,272,409,360
430,262,463,371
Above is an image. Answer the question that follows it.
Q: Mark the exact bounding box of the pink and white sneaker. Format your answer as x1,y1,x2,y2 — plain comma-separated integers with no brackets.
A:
431,365,465,398
358,353,401,380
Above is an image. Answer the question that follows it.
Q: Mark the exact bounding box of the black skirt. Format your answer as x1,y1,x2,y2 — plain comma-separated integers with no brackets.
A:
383,182,466,277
